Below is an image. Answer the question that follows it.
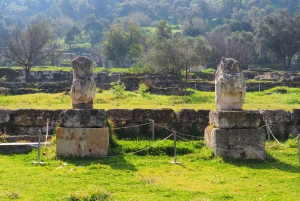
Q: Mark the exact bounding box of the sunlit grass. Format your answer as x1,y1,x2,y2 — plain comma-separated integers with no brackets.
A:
1,87,300,111
0,138,299,200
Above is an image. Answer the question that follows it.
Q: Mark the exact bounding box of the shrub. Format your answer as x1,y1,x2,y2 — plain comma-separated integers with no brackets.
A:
110,82,126,98
138,83,149,97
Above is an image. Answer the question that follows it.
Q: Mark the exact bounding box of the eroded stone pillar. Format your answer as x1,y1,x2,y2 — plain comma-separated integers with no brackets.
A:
215,57,246,110
70,56,96,109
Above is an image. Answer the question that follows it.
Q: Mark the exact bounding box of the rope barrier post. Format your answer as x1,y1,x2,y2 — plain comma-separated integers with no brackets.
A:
298,134,300,165
152,120,155,141
259,84,260,92
45,118,49,144
38,129,41,163
171,132,181,164
266,122,271,142
32,130,44,165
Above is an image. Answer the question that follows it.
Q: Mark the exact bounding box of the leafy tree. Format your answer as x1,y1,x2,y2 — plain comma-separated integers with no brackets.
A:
229,20,253,32
225,31,257,66
84,14,110,47
148,20,172,47
142,36,211,94
207,25,232,68
102,22,142,67
64,26,82,48
254,10,300,71
0,20,54,82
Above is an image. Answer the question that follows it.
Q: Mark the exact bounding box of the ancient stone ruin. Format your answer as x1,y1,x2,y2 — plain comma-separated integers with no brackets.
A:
205,57,266,160
70,56,96,109
56,110,109,157
215,57,246,110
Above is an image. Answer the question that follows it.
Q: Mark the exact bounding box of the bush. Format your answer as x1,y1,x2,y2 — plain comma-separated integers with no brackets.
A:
110,82,126,98
138,83,149,97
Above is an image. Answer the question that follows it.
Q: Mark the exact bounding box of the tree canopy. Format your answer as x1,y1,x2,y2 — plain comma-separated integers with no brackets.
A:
254,10,300,71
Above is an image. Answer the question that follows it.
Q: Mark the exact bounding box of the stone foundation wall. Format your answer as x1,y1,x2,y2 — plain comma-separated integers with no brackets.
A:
0,108,299,142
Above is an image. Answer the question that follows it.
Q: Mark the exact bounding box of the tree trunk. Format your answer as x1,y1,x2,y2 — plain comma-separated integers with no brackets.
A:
185,68,188,96
25,68,30,83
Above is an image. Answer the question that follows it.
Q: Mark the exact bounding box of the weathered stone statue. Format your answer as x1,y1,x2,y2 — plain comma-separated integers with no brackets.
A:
71,56,96,109
215,57,246,110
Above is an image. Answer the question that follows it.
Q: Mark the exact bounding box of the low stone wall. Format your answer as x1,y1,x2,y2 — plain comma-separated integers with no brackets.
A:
0,108,299,143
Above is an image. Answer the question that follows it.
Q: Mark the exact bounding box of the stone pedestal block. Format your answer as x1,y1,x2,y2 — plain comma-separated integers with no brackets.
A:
60,110,106,128
56,127,109,157
209,110,261,129
205,110,266,160
210,128,266,160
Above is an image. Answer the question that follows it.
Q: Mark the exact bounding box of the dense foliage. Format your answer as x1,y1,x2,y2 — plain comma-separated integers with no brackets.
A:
0,0,299,72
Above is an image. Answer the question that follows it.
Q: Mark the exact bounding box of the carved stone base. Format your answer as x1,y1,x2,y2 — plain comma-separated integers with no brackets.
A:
205,110,266,160
208,128,266,160
56,127,109,157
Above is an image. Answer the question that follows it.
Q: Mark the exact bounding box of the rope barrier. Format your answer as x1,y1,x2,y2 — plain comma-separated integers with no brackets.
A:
90,133,175,158
113,122,153,130
265,123,287,147
155,124,204,139
176,134,191,142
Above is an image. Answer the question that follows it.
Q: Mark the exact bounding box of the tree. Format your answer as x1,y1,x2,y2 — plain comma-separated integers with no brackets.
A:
64,26,82,48
84,14,110,47
142,37,211,94
147,20,172,47
254,10,300,71
225,31,257,66
0,20,54,82
102,22,142,67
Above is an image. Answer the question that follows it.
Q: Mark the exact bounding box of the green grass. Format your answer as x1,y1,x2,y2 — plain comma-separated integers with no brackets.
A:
0,66,134,73
0,138,299,200
1,87,300,111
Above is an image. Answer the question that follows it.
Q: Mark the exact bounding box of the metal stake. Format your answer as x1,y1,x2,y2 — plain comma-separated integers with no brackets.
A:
45,118,49,144
298,134,300,165
171,132,181,164
31,130,44,165
152,120,155,141
37,130,41,163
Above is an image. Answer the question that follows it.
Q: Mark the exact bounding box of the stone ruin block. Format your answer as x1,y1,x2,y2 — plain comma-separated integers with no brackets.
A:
291,109,300,124
205,110,266,160
133,108,175,123
13,109,62,127
260,110,291,138
60,109,106,128
209,110,261,129
56,127,109,157
211,128,266,160
0,109,12,124
259,109,291,124
179,109,198,123
106,109,133,123
197,110,210,124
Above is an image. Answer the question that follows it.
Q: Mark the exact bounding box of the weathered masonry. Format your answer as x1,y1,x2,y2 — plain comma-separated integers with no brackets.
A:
0,109,299,143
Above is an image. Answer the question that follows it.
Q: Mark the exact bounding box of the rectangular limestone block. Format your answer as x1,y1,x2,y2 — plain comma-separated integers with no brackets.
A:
60,110,106,128
211,128,266,160
209,110,261,129
56,127,109,157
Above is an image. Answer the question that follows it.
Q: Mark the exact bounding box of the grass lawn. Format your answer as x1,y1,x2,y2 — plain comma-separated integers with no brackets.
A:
0,87,300,111
0,139,299,200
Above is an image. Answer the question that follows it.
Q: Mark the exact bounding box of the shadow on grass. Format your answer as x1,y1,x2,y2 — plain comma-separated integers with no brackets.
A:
59,156,137,171
221,152,300,173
